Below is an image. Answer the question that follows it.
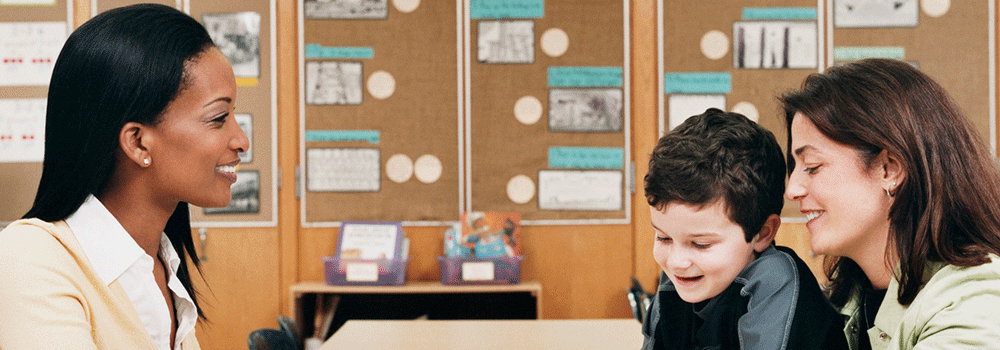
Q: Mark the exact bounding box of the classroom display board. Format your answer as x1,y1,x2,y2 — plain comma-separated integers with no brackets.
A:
659,1,820,218
828,0,995,154
466,0,631,224
92,0,178,17
0,0,72,224
660,0,995,219
299,0,463,226
186,0,278,226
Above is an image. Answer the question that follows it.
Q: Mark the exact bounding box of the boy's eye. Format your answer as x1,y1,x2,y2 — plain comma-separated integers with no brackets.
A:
692,242,711,249
656,236,671,243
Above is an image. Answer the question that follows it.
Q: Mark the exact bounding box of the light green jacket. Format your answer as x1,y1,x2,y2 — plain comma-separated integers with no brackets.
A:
840,254,1000,350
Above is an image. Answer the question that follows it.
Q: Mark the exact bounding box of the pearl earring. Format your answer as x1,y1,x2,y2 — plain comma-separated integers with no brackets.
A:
143,158,150,165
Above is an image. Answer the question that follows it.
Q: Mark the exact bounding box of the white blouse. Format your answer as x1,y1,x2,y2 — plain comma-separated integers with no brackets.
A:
66,195,197,350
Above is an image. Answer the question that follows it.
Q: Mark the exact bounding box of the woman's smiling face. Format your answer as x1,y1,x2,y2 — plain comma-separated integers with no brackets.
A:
785,113,892,260
145,48,248,209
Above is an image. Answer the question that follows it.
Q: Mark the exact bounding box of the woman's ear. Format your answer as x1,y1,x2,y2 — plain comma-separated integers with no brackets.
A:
752,214,780,253
119,122,151,167
877,150,906,194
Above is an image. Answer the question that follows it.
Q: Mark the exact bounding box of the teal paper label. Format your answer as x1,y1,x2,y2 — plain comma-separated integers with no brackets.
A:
549,147,624,169
664,72,732,94
305,44,374,59
833,47,905,61
742,7,817,20
548,67,623,88
305,130,380,144
470,0,544,19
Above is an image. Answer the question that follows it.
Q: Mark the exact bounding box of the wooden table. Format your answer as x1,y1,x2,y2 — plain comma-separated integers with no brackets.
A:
319,319,644,349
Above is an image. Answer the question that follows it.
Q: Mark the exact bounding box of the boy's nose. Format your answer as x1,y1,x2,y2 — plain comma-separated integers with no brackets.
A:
667,249,693,271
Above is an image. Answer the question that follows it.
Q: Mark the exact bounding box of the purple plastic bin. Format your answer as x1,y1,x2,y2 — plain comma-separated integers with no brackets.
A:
437,256,523,285
323,257,407,286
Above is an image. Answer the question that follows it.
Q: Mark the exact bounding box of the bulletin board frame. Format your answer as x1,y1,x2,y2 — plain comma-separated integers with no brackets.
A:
297,0,465,227
464,0,632,226
186,0,278,227
0,0,73,225
824,0,996,156
659,0,996,221
658,0,824,220
91,0,179,17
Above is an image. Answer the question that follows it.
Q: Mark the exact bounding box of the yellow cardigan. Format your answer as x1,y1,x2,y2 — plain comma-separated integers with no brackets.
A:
0,219,200,350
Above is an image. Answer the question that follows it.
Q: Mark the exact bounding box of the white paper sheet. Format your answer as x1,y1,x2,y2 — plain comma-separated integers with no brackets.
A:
306,148,380,192
834,0,918,28
537,170,623,211
0,98,45,163
667,94,726,131
0,22,66,86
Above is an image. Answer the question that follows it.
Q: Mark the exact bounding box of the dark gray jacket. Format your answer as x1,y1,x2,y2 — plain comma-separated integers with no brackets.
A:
640,246,846,350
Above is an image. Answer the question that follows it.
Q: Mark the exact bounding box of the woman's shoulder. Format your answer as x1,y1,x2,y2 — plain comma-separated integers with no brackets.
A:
906,255,1000,315
0,219,75,263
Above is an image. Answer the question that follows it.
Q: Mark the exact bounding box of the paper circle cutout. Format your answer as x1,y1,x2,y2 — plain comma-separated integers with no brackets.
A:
700,30,729,60
414,154,442,184
385,154,413,183
540,28,569,57
367,71,396,100
514,96,543,125
731,101,759,123
922,0,950,17
506,175,535,204
393,0,420,13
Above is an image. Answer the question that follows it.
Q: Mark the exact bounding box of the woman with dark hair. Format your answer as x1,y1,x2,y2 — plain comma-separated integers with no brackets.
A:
0,4,247,349
782,58,1000,349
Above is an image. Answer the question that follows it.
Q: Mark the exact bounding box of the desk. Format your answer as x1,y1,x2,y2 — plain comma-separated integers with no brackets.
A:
290,281,543,338
320,319,643,349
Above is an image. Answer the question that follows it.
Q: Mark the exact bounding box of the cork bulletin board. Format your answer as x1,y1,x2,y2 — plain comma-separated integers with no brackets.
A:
828,0,995,154
659,1,822,218
298,0,462,226
0,0,72,224
187,0,277,226
92,0,178,17
466,0,630,225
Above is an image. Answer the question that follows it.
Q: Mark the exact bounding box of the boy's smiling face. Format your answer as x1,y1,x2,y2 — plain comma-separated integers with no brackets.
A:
651,200,770,303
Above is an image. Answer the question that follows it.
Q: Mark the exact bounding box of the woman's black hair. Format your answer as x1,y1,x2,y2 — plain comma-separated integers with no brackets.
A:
25,3,216,318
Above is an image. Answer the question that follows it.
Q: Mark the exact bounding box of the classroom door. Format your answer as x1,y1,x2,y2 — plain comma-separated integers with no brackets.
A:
190,227,281,348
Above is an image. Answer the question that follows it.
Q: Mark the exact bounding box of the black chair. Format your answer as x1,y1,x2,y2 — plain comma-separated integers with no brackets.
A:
248,328,297,350
278,315,302,350
628,276,654,323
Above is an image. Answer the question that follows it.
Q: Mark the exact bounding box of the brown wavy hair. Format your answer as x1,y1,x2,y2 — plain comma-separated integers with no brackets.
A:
780,58,1000,306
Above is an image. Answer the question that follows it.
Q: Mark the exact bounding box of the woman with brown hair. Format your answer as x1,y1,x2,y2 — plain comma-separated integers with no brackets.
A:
782,58,1000,349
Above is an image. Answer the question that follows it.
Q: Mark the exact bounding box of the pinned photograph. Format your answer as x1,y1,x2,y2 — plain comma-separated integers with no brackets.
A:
305,61,363,105
834,0,918,28
304,0,388,20
235,113,253,163
202,12,260,78
204,170,260,214
733,21,817,69
477,20,534,64
548,88,623,132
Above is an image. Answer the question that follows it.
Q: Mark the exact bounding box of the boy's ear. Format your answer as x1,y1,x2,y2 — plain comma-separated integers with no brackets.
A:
751,214,780,253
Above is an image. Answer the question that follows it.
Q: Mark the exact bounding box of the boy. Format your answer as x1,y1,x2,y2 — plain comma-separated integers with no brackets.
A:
640,108,846,350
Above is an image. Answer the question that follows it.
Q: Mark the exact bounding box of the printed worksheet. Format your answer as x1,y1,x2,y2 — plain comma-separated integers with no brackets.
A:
0,98,45,163
0,22,66,86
